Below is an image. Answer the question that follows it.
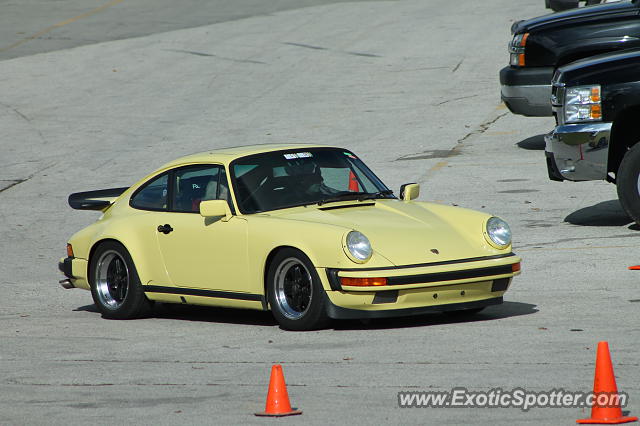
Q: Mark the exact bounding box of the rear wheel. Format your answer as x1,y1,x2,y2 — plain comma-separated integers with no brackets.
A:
267,248,330,331
616,143,640,225
89,241,152,319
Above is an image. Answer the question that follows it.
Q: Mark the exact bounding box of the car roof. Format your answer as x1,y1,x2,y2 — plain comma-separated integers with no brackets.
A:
159,143,340,169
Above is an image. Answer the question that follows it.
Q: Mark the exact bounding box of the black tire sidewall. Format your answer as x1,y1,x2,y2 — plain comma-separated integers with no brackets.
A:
616,144,640,225
267,248,329,331
89,241,150,319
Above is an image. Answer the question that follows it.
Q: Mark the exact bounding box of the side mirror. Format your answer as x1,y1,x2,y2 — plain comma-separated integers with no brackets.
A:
199,199,232,221
400,183,420,201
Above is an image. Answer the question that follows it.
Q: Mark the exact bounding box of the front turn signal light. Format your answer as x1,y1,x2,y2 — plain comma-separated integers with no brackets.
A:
66,244,74,258
340,277,388,287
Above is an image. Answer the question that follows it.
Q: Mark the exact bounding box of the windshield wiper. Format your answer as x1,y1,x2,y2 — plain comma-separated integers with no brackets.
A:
317,192,367,206
356,190,395,201
317,190,394,206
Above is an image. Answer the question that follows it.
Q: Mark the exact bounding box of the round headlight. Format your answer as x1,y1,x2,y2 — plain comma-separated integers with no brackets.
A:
345,231,372,263
486,217,511,248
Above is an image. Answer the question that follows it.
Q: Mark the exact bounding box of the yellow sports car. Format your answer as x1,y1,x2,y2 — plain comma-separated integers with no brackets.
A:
59,144,521,330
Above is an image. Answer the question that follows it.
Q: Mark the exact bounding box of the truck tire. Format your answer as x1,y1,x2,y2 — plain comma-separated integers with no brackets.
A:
616,143,640,225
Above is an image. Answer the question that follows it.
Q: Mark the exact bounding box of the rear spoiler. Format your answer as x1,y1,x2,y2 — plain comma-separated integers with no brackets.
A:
68,187,129,211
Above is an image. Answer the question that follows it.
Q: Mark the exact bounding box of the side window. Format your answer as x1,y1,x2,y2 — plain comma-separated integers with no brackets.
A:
173,165,226,213
130,174,169,211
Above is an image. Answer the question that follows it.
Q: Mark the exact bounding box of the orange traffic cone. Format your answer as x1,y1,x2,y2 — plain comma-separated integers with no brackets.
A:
348,170,359,192
255,364,302,417
577,342,638,424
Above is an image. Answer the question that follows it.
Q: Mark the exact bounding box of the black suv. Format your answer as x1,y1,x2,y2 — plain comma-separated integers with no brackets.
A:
500,0,640,117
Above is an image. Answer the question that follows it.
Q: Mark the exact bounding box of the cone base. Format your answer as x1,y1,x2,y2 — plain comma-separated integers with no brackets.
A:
255,409,302,417
577,415,638,424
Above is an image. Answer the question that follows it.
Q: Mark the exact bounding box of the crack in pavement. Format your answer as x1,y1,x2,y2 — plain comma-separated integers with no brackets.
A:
0,162,58,195
458,112,508,143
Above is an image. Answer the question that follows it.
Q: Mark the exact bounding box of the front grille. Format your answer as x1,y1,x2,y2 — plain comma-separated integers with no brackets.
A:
551,85,565,125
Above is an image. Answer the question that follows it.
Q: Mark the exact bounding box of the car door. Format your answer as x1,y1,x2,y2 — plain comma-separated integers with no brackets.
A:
153,164,250,293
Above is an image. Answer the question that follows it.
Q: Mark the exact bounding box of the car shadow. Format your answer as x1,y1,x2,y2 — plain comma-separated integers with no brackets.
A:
331,301,538,331
565,200,635,227
74,303,278,326
516,134,546,150
73,301,537,330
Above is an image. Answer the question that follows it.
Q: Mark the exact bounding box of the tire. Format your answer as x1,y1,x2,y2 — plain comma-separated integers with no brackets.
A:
616,143,640,225
443,307,485,318
267,248,330,331
545,0,550,9
89,241,152,319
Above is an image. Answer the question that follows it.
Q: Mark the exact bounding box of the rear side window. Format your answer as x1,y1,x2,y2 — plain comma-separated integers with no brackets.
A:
130,174,168,211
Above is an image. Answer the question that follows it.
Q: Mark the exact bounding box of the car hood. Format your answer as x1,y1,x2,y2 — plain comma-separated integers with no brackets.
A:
264,199,502,266
512,1,639,34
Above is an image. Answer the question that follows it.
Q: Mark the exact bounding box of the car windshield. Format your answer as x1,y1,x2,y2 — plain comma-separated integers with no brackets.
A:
230,148,393,214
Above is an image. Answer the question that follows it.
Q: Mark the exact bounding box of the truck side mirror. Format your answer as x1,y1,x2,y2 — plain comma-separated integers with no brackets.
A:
200,199,232,221
400,183,420,201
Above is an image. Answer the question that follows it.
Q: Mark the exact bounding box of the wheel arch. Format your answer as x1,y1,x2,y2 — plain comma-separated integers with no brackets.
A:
87,238,130,282
262,245,308,304
609,105,640,177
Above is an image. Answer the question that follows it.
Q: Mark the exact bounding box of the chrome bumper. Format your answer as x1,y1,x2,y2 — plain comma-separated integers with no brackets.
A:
544,122,612,181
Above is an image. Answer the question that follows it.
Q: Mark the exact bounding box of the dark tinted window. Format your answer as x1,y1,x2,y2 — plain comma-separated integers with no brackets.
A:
231,148,390,214
130,173,168,211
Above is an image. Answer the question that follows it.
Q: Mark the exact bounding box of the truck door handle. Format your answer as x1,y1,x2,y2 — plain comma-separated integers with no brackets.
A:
157,224,173,234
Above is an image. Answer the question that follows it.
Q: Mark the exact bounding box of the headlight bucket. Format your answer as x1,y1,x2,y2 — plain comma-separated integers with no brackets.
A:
343,231,372,263
509,33,528,66
484,217,512,249
563,85,602,123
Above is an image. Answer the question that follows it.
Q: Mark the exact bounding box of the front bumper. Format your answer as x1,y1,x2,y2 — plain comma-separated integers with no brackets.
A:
321,253,520,319
500,66,554,117
544,122,611,181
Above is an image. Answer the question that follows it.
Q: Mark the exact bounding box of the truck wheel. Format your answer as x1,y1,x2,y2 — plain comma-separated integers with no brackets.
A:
616,143,640,225
89,241,152,319
267,248,330,331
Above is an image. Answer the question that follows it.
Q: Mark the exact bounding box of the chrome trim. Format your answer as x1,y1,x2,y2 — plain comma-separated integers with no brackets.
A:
544,122,612,181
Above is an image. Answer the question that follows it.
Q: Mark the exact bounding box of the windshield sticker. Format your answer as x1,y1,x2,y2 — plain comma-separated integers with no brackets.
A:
284,152,313,160
343,152,357,159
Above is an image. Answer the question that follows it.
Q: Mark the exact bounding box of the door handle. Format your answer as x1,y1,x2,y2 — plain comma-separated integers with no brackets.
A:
157,224,173,234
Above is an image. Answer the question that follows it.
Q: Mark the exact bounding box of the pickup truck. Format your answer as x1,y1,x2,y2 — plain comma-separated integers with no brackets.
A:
500,0,640,117
545,48,640,223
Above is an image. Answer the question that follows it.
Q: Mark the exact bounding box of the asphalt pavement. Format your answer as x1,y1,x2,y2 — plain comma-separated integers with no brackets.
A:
1,0,638,425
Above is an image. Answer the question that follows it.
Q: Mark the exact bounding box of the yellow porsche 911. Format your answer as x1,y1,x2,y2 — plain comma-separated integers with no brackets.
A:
58,144,521,330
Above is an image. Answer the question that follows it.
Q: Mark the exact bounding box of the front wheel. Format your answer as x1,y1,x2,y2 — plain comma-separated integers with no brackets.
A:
89,241,152,319
616,143,640,225
267,248,330,331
